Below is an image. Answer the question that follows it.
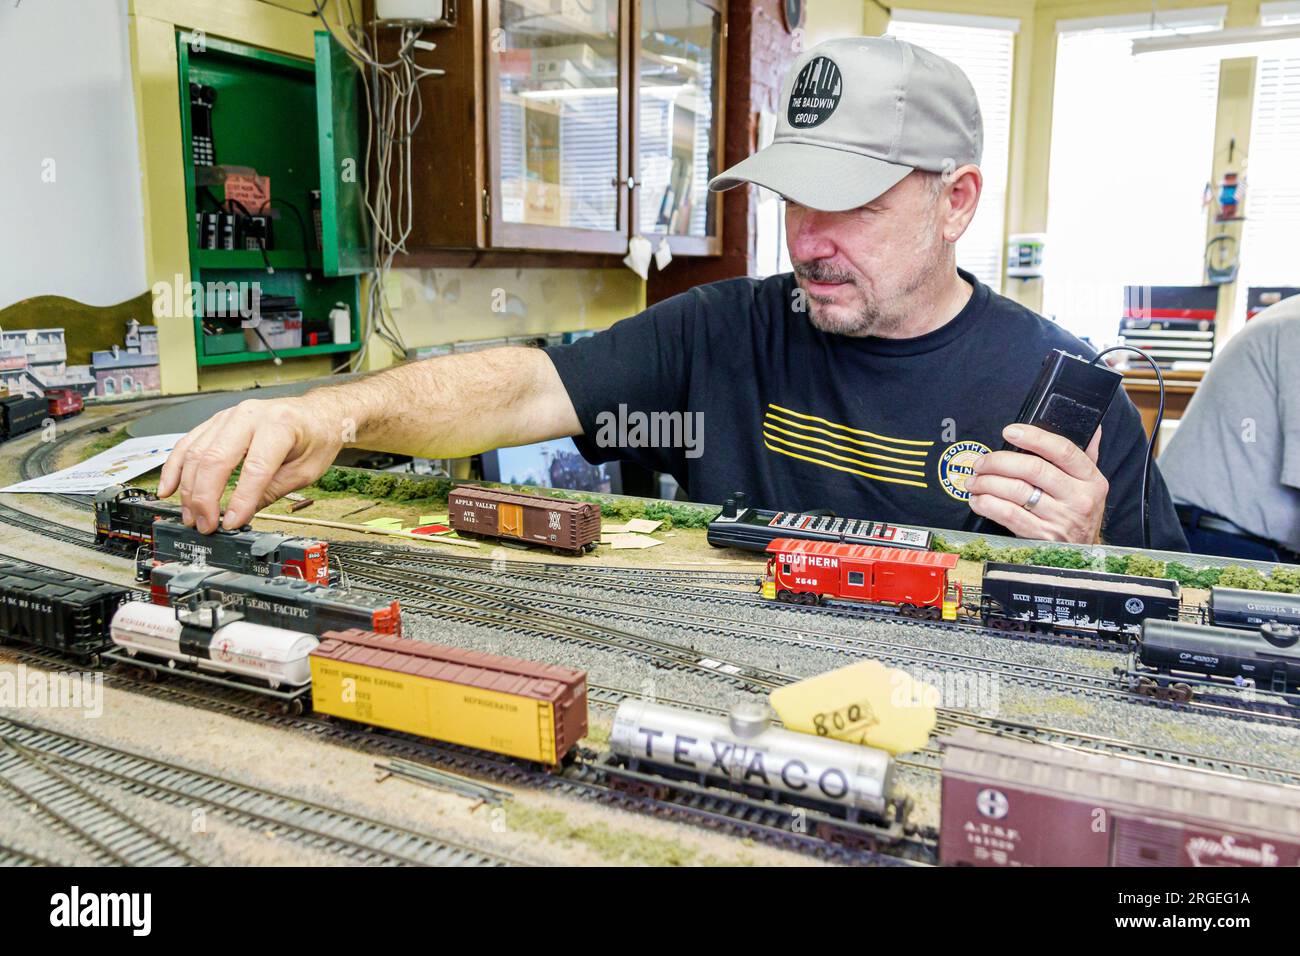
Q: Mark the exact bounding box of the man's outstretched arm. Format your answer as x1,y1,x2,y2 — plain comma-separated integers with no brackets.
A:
157,347,581,534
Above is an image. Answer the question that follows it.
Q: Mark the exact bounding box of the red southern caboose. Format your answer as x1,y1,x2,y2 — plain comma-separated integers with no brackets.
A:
761,538,962,620
45,388,84,420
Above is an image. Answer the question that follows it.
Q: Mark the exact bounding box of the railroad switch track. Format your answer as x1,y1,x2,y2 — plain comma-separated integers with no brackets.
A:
0,738,201,866
0,716,515,867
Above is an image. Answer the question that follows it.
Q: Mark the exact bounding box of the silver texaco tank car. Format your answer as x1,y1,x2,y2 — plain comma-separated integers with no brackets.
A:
608,699,897,818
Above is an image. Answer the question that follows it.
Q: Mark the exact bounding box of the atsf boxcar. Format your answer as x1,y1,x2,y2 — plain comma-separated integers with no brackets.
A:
0,395,46,441
1209,587,1300,631
149,564,402,636
0,558,132,660
761,538,962,619
447,486,600,554
309,628,588,765
940,728,1300,866
980,562,1180,638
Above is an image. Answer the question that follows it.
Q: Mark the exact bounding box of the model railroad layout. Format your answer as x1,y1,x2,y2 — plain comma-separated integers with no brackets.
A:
3,427,1300,865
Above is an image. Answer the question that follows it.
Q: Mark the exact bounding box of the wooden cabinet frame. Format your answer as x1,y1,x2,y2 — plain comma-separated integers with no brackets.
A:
380,0,726,262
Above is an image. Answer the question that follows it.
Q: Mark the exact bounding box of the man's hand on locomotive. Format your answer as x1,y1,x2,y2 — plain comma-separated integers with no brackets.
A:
964,424,1109,545
158,397,344,535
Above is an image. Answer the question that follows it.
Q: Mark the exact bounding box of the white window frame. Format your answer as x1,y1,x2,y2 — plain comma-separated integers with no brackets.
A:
1041,8,1226,346
887,10,1019,292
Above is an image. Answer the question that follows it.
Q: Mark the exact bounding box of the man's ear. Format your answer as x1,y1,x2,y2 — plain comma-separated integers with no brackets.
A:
941,164,983,242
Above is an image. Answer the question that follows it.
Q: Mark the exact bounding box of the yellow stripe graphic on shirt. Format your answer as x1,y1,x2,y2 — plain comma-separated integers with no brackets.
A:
762,431,930,488
761,403,933,488
764,413,928,462
766,404,935,448
762,422,928,474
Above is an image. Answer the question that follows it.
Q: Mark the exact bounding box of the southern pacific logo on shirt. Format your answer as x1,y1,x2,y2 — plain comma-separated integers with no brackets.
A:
761,403,933,488
938,440,992,501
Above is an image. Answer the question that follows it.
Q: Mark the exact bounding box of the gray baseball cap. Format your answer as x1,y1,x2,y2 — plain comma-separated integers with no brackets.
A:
708,36,983,211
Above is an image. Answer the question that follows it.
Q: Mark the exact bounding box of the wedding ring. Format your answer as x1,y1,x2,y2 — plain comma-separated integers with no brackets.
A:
1023,486,1043,511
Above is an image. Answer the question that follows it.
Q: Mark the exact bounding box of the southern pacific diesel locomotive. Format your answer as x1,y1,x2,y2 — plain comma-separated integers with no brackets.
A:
94,485,336,585
147,563,401,635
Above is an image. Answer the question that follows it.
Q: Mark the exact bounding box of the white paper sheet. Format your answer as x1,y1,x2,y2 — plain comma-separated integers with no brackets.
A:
2,433,184,494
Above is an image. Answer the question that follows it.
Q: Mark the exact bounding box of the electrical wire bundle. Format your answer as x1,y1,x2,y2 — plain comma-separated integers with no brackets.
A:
311,0,446,372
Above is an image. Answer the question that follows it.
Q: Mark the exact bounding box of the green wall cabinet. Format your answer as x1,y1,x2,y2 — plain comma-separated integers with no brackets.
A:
177,31,369,367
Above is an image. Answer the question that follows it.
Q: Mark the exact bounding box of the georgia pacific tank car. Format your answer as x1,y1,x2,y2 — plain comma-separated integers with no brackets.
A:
309,628,588,766
0,558,131,661
447,486,600,554
980,562,1181,638
1126,618,1300,700
148,563,402,636
608,699,899,822
1208,586,1300,631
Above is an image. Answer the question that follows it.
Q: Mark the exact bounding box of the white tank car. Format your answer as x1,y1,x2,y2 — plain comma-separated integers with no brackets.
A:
110,600,318,688
609,699,896,817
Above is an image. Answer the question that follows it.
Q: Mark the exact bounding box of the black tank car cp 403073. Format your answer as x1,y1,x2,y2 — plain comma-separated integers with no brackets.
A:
1123,617,1300,702
0,557,133,662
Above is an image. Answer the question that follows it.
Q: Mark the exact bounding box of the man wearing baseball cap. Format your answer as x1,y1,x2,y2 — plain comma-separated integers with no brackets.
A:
162,37,1185,550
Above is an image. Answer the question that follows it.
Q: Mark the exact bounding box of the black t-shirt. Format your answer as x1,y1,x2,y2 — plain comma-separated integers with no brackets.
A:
544,269,1187,551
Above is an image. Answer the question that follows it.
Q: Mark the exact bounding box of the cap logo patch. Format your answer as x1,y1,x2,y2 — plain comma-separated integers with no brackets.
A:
788,56,842,129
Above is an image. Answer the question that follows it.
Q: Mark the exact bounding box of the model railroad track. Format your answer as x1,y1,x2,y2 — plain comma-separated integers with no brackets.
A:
0,843,59,867
15,642,1300,864
369,560,1125,679
348,563,1125,695
344,568,789,691
1,508,1296,727
0,738,202,866
1,645,919,865
331,541,757,589
14,397,189,512
0,501,105,552
346,563,1300,726
936,713,1300,788
370,554,1135,655
0,716,515,867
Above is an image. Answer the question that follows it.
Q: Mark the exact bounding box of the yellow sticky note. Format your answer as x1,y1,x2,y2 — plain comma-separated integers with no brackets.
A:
769,659,937,756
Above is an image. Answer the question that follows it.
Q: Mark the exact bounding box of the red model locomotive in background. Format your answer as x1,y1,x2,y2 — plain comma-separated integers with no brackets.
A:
761,538,963,620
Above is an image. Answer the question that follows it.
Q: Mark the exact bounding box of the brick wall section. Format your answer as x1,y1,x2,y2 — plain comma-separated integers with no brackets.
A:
646,0,796,304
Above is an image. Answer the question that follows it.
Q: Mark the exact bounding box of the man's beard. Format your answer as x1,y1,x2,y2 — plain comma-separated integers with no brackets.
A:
794,242,945,337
